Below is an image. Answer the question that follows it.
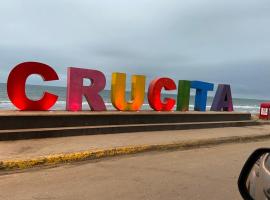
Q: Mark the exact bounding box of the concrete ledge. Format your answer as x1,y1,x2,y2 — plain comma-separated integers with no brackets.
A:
0,120,261,141
1,131,270,171
0,111,251,130
0,111,254,140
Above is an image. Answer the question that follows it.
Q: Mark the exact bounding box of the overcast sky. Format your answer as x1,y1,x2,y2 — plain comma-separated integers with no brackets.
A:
0,0,270,99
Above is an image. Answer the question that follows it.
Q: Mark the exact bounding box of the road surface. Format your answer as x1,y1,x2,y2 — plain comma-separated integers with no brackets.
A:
1,140,270,200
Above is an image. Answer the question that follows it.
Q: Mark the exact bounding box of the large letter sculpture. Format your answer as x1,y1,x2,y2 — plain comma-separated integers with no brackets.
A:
211,84,233,111
7,62,59,110
148,78,176,111
191,81,214,111
111,72,145,111
66,67,106,111
176,80,191,111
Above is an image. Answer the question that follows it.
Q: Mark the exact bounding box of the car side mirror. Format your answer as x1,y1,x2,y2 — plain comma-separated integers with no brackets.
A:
238,148,270,200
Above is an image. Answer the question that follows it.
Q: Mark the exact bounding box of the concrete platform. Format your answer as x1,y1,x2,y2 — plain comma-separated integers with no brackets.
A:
0,111,251,129
0,111,254,140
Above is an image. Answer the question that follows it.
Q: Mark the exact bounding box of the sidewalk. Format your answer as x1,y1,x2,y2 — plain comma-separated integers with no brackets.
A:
1,124,270,170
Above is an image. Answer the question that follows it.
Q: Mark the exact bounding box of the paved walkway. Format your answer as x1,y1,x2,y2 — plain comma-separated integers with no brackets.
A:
2,139,270,200
1,125,270,160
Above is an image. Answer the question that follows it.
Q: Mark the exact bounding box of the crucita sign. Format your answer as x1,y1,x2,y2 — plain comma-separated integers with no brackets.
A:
7,62,234,112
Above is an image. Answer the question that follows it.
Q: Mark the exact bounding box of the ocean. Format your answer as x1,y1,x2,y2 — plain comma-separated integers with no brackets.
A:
0,83,265,114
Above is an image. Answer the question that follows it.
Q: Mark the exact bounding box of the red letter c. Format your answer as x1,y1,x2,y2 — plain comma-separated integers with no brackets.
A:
148,77,176,111
7,62,59,110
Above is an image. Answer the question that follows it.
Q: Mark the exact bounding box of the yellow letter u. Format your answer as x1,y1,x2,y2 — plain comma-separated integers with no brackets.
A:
111,72,145,111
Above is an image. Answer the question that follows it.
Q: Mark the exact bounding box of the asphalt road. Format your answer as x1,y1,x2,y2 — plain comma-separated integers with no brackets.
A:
1,140,270,200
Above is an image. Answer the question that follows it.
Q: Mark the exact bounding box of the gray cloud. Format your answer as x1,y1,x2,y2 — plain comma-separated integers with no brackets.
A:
0,0,270,99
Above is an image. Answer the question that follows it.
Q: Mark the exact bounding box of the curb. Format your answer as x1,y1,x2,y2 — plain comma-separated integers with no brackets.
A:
1,133,270,171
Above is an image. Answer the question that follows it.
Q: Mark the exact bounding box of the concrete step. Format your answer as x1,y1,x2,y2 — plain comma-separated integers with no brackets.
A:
0,111,251,130
0,120,262,141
